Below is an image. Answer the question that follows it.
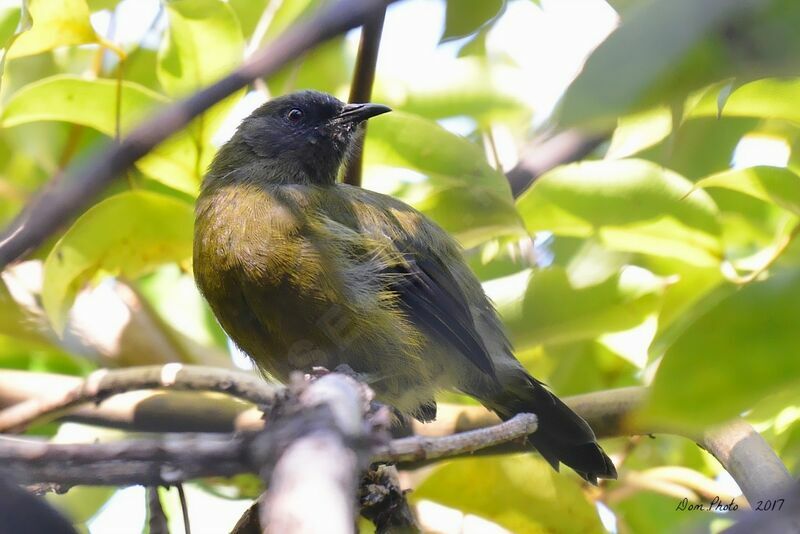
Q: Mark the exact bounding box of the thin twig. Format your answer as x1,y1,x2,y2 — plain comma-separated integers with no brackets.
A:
372,412,536,463
0,365,279,432
343,5,387,187
177,484,191,534
0,0,396,268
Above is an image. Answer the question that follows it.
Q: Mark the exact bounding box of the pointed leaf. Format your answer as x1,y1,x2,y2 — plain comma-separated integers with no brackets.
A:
0,75,200,194
695,166,800,216
8,0,98,59
645,269,800,426
363,111,524,247
414,455,604,534
516,159,723,265
441,0,505,43
157,0,244,97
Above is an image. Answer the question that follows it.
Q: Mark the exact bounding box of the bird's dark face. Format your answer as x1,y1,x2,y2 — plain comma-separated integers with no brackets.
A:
235,91,391,185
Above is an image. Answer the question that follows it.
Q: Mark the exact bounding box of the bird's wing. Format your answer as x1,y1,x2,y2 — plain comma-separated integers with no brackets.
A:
322,187,497,379
384,248,497,378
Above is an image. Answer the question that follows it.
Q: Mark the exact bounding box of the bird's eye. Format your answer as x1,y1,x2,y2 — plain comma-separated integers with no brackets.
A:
287,108,304,123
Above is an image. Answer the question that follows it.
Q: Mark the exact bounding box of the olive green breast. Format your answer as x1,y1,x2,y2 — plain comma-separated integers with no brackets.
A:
192,182,431,383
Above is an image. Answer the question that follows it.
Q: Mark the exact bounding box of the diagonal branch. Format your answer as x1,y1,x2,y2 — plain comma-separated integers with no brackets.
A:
0,0,397,269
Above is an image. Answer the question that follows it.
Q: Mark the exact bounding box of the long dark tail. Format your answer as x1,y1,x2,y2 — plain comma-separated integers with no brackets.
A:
479,373,617,485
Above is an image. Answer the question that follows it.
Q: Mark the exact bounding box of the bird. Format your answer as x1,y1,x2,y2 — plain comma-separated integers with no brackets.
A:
193,90,617,483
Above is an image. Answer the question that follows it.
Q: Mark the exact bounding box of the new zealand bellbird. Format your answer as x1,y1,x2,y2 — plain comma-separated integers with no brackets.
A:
194,91,616,483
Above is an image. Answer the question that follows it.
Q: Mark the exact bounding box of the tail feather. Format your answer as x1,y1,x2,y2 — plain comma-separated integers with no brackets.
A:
480,374,617,484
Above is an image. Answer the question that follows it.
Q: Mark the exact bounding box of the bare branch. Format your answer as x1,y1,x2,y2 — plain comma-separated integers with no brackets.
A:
257,373,375,534
0,372,791,505
0,410,532,488
343,5,388,187
0,0,396,269
372,412,536,463
0,365,278,432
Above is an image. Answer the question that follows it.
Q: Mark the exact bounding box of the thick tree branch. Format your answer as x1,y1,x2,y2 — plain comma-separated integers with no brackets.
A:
0,0,396,269
343,5,388,187
0,412,533,488
259,373,374,534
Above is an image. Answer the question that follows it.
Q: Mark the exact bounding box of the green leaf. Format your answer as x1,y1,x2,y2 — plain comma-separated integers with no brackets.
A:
363,111,524,247
689,77,800,123
694,166,800,216
516,159,723,266
157,0,245,186
381,58,527,125
606,106,672,160
1,74,166,135
262,0,316,43
441,0,505,43
557,0,754,129
645,269,800,426
499,265,664,349
7,0,99,59
42,191,194,333
0,5,21,49
638,116,759,180
413,455,604,534
0,75,200,194
158,0,243,97
267,37,351,96
228,0,269,38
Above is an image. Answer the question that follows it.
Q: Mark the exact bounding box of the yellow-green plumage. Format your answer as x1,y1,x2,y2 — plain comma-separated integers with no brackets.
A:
194,91,616,482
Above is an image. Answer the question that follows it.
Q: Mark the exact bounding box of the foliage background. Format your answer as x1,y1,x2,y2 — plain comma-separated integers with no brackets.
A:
1,0,800,532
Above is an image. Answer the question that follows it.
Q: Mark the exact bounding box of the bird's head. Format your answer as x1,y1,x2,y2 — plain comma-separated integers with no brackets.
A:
213,90,391,186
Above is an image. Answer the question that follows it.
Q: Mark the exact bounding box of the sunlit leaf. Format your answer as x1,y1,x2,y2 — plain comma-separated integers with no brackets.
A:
499,265,664,349
157,0,245,180
0,5,20,48
637,116,759,180
694,166,800,216
689,77,800,123
414,455,604,534
42,191,194,333
516,159,723,265
363,111,524,247
606,106,672,160
441,0,505,43
381,58,527,125
158,0,243,96
7,0,98,59
645,269,800,426
0,75,200,193
228,0,268,38
262,0,316,42
1,74,166,134
267,37,351,97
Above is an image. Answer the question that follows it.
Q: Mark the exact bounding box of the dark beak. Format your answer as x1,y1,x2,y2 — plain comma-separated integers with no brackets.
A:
334,102,392,125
